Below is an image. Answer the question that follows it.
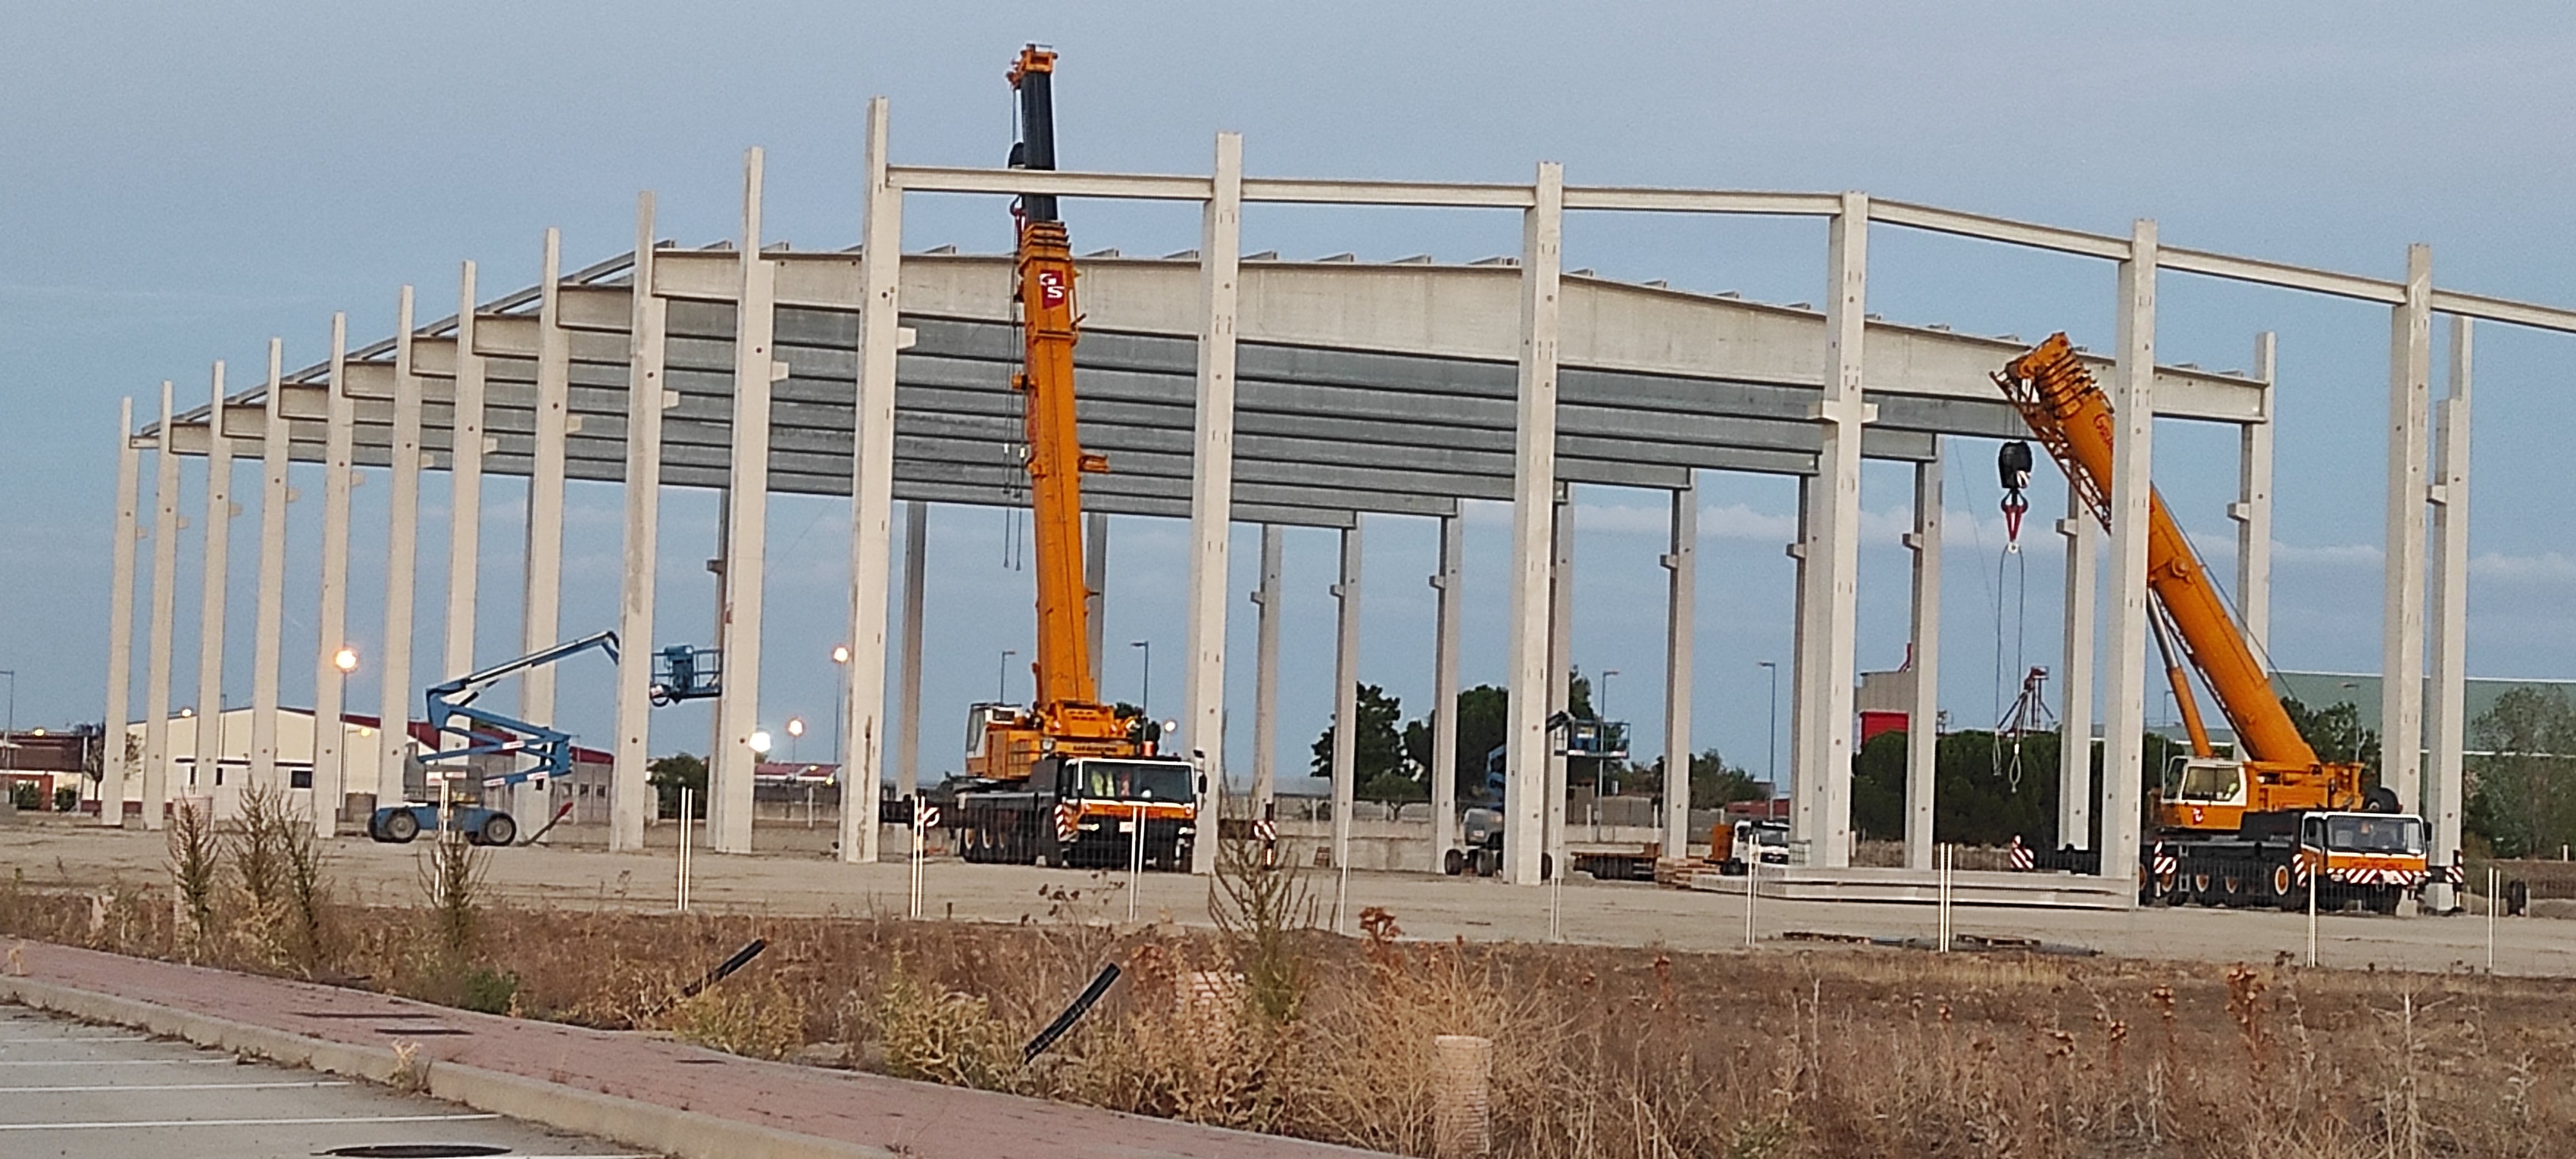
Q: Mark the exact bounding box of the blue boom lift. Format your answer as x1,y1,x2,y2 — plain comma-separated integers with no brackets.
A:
367,632,722,845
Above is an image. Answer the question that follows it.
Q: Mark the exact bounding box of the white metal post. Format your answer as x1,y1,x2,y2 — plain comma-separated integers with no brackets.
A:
102,398,141,824
1501,161,1564,887
2056,483,2096,850
896,500,928,799
2424,318,2473,911
841,96,903,865
310,316,353,835
2231,332,2277,651
1659,482,1697,863
1810,191,1872,870
380,290,424,809
612,195,668,854
142,380,179,830
1251,523,1283,816
1904,452,1943,871
444,262,487,685
1431,513,1463,870
2382,244,2434,814
250,340,290,797
2098,219,2160,890
194,361,234,808
520,230,572,832
1181,131,1244,877
1330,521,1363,875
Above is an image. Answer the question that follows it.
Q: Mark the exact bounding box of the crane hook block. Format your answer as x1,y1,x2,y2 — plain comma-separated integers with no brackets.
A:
1998,440,2035,550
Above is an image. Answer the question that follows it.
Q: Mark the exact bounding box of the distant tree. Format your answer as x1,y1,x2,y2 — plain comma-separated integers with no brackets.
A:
2466,687,2576,859
2282,698,2382,785
1310,684,1422,802
1689,749,1766,809
648,752,707,819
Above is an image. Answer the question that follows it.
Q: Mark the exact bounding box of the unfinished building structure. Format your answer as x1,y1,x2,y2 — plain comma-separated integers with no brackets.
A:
97,97,2576,906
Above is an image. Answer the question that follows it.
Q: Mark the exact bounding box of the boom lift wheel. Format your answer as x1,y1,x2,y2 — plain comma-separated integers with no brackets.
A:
476,812,518,847
381,810,420,844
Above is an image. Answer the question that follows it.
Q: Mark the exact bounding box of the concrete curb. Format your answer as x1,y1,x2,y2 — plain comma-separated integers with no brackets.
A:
0,972,894,1159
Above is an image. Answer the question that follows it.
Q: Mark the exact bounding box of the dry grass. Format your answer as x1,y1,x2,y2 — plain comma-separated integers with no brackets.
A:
0,845,2569,1158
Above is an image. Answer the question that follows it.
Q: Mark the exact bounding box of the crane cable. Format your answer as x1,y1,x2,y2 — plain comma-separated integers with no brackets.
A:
1993,441,2037,789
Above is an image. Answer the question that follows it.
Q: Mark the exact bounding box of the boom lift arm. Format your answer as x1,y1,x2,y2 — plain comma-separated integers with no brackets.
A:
419,630,622,789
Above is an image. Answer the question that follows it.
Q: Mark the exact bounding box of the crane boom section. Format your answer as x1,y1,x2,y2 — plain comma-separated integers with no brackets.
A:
1995,334,2321,770
1015,219,1102,713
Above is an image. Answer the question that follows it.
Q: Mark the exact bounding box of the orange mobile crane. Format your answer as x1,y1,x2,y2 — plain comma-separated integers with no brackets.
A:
1997,334,2437,911
949,46,1200,870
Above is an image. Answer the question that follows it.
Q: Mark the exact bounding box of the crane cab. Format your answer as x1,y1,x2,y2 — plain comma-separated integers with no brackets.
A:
2156,755,2250,833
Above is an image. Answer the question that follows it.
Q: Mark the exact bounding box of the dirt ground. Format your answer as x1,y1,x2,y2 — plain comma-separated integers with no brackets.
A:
8,817,2568,977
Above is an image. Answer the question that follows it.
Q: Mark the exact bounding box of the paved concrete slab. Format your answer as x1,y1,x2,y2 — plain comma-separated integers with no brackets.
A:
0,941,1387,1159
0,1004,642,1158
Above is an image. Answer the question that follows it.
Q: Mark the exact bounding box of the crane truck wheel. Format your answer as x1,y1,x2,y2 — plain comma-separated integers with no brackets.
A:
2269,863,2300,910
477,813,517,848
1444,848,1466,876
2364,785,2402,814
380,809,420,843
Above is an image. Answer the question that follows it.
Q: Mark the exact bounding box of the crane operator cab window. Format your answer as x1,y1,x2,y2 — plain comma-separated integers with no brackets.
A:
1068,758,1194,805
2321,813,2424,856
2167,757,2246,807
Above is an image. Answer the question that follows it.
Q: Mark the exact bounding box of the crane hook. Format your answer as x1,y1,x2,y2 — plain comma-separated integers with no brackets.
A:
1997,440,2034,552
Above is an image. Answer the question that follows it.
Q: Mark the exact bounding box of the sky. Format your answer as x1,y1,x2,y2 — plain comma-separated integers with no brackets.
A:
6,2,2576,794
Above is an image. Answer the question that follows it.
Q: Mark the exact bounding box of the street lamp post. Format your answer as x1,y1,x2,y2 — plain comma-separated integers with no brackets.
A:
1596,668,1618,797
1130,640,1151,713
786,716,805,763
0,669,15,777
1757,661,1779,789
830,644,850,763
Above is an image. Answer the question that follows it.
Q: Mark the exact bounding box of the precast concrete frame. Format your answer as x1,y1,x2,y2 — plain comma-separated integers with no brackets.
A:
108,100,2576,906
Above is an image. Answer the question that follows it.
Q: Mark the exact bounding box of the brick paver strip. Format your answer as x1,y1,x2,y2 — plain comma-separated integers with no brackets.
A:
2,940,1388,1159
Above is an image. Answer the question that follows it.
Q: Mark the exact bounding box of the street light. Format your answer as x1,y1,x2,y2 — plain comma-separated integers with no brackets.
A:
998,649,1018,704
786,716,806,762
331,648,358,776
1130,640,1151,712
1757,661,1779,789
747,730,773,757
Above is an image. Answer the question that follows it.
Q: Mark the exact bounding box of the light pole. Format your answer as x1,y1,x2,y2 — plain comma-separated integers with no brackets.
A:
829,644,849,762
998,649,1017,704
1130,640,1151,712
786,716,805,763
1757,661,1779,789
0,669,15,777
331,648,358,788
1596,668,1618,797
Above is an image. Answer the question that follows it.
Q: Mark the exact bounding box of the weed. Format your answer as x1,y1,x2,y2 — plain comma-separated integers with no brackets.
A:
164,798,220,954
666,971,805,1061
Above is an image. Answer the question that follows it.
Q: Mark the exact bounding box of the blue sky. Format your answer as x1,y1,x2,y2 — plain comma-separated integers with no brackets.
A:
6,3,2576,790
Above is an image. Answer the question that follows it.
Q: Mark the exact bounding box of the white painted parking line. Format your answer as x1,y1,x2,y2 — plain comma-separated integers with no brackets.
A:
0,1057,233,1066
0,1080,353,1092
0,1112,504,1131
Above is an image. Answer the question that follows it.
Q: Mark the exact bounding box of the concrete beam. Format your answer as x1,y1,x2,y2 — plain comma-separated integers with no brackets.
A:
1659,480,1695,863
443,263,487,684
1431,513,1462,871
1807,192,1871,869
380,290,424,809
712,153,776,855
896,500,927,799
2057,485,2097,851
1251,524,1283,815
102,397,140,824
142,381,179,830
249,341,290,797
310,317,353,837
2231,332,2277,651
1183,132,1243,876
1502,162,1564,888
839,98,901,865
2099,220,2160,891
518,232,572,829
1903,452,1942,871
2424,317,2473,907
195,361,233,812
1330,521,1362,880
610,197,667,854
2382,244,2433,814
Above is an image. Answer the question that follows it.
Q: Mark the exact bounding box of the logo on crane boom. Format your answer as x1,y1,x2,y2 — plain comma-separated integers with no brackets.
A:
1038,269,1066,305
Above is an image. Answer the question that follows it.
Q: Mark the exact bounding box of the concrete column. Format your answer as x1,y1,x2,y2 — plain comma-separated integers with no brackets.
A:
1546,492,1573,870
1430,513,1463,869
194,361,233,807
2231,333,2277,652
2098,220,2160,888
249,340,290,797
2381,244,2434,812
444,262,487,684
895,500,928,799
1329,521,1362,870
140,381,180,829
1085,512,1108,692
612,196,668,854
841,97,903,865
2056,482,2097,850
1787,479,1810,844
2424,318,2473,907
712,152,777,855
1806,192,1872,870
141,381,180,830
1902,452,1943,871
1250,523,1282,815
520,230,573,830
310,316,353,836
1181,132,1244,876
102,397,141,825
380,289,424,807
1658,482,1696,861
1501,161,1564,887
